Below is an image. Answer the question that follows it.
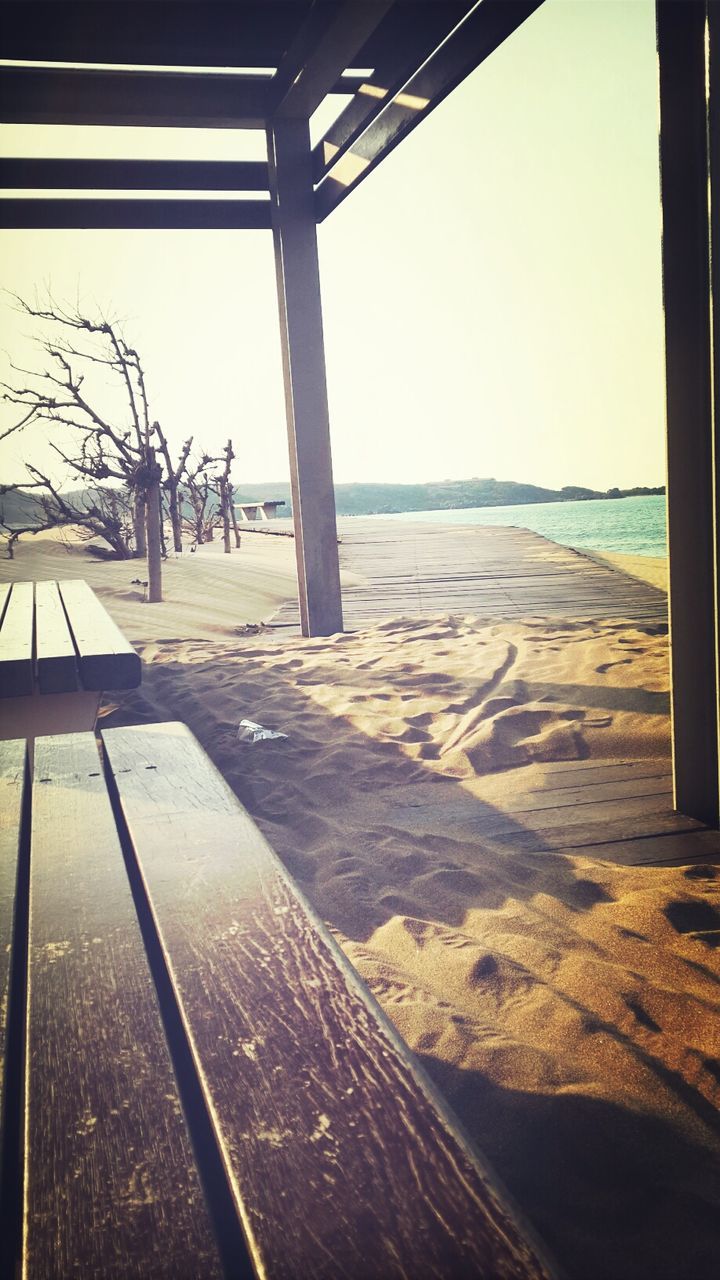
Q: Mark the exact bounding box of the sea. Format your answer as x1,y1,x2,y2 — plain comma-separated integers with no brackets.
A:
377,494,667,559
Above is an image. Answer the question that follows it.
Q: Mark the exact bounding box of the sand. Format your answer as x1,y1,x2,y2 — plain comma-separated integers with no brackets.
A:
581,548,668,593
3,528,720,1279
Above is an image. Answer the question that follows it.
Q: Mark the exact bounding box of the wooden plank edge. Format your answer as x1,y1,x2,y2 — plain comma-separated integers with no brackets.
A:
0,739,29,1280
98,738,259,1279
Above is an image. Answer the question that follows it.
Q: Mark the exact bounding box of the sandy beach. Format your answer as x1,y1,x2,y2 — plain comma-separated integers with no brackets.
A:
581,548,668,593
2,527,719,1279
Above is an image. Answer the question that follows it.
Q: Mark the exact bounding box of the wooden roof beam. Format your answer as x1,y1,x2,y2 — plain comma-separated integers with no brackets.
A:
0,3,316,69
0,66,271,128
270,2,392,119
312,3,472,183
0,199,272,229
315,0,546,220
0,159,269,191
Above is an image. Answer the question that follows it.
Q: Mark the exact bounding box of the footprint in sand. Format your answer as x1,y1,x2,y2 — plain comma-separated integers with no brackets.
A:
624,996,661,1033
702,1057,720,1085
565,879,615,910
664,899,720,946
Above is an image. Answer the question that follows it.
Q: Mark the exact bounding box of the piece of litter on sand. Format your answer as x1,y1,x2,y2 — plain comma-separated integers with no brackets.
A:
238,719,288,744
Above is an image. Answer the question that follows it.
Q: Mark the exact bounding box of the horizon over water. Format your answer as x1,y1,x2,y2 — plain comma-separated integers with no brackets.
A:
376,494,667,558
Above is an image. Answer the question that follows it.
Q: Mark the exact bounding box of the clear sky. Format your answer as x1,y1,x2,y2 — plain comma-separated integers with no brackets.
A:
0,0,665,492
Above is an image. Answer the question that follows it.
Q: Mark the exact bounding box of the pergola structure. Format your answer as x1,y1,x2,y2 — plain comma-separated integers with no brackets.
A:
0,0,718,826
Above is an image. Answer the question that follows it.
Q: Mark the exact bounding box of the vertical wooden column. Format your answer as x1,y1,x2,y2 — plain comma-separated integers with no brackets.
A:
656,0,719,825
267,117,343,637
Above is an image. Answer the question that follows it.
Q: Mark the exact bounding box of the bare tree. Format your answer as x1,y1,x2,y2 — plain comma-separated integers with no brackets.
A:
211,439,235,555
182,453,221,546
156,424,192,553
0,473,135,559
0,292,166,598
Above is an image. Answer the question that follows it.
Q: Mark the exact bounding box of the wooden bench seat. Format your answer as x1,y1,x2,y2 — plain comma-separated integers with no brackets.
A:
0,726,555,1279
0,580,141,748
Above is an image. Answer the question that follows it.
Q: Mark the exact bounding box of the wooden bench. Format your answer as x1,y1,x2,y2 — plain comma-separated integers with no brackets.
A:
0,580,141,749
0,724,556,1279
235,500,286,522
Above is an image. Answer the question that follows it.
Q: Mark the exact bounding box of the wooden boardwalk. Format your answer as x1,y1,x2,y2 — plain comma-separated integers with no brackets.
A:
339,756,720,870
271,519,668,632
266,519,720,869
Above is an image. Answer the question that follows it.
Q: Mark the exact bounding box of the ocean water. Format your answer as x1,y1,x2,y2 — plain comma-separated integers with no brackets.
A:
378,494,667,558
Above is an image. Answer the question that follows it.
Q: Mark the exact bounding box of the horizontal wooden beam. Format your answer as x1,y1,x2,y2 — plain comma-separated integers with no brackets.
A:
312,3,472,182
271,2,391,119
0,2,315,68
0,159,269,192
0,199,272,229
315,0,546,220
0,66,270,128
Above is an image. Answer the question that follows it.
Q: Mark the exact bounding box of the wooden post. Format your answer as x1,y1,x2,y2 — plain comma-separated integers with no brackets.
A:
656,0,719,825
267,116,343,637
145,447,163,604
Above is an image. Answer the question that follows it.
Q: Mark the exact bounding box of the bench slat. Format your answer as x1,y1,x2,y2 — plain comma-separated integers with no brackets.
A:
58,580,141,690
26,733,222,1279
34,580,79,694
0,583,34,697
0,739,25,1128
104,721,554,1280
0,582,12,626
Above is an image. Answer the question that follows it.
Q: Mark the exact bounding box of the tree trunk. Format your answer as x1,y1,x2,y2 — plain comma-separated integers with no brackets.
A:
230,493,242,549
133,491,147,557
167,479,183,552
145,448,163,603
221,480,232,554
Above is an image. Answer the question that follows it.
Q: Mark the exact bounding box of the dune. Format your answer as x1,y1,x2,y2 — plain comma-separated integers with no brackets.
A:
0,527,361,643
2,527,719,1279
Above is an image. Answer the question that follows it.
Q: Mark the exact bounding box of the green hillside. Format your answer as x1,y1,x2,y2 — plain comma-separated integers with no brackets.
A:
235,479,664,518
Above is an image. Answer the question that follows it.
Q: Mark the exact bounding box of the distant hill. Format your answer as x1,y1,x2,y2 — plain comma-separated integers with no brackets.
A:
235,479,665,518
0,487,46,527
1,478,665,529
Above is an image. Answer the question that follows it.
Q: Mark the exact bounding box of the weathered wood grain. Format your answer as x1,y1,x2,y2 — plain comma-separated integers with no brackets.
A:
34,581,79,694
0,583,34,697
58,579,141,689
0,739,25,1124
26,733,222,1279
104,721,556,1280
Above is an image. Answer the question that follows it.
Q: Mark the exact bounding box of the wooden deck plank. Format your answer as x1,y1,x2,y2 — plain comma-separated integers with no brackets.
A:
0,739,25,1126
522,760,672,788
497,775,673,813
58,580,141,690
341,779,702,860
103,720,556,1280
270,520,668,634
26,733,222,1280
0,583,34,696
34,580,79,694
